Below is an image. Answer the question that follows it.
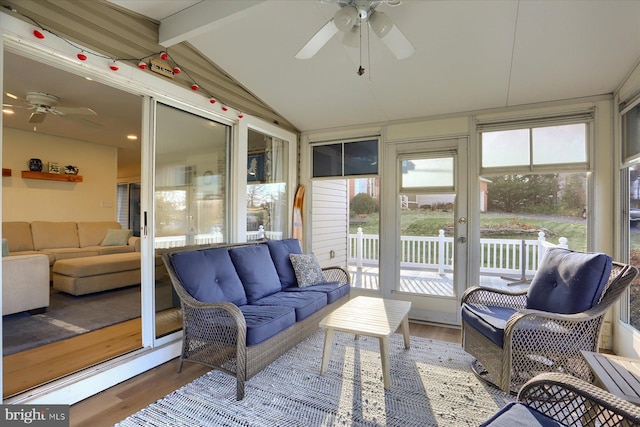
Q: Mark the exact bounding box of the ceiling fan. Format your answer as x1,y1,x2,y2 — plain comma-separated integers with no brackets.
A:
3,91,101,128
295,0,415,61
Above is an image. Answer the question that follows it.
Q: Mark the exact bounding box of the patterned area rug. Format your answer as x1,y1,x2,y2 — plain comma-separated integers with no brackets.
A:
116,331,514,426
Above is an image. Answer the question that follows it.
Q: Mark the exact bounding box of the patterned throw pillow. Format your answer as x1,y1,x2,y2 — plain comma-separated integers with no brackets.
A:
289,253,325,287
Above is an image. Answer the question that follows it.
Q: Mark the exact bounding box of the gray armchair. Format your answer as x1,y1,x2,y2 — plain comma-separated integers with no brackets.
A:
481,372,640,426
461,248,638,394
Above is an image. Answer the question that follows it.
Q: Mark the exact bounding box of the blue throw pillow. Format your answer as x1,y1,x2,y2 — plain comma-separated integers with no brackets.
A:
170,248,248,305
266,238,303,288
229,244,282,303
526,248,612,314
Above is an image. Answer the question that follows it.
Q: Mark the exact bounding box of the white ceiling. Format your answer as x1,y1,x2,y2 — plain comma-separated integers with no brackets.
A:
110,0,640,132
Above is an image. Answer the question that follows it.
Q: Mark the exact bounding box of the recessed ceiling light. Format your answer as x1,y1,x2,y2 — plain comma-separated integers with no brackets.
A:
5,92,18,100
127,134,138,140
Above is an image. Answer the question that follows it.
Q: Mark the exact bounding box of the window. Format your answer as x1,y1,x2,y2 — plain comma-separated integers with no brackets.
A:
312,139,378,178
481,123,587,172
478,120,590,288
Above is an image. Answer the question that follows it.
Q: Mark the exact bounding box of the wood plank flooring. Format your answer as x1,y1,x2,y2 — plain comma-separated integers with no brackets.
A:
68,322,460,427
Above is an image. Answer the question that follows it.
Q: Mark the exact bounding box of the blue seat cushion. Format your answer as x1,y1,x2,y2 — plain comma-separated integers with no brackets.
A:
229,245,282,303
266,239,303,289
252,291,327,321
170,247,247,306
239,304,296,346
526,248,612,314
282,281,350,304
480,402,565,427
461,303,518,347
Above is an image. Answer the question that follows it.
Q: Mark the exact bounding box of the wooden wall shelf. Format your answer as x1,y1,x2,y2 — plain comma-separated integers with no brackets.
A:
21,171,83,182
2,168,11,177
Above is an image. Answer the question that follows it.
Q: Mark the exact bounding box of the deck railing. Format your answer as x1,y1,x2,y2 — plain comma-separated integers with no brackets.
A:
348,228,568,276
154,225,281,249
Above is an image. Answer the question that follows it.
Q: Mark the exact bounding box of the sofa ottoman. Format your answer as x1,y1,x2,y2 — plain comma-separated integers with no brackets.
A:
52,252,142,295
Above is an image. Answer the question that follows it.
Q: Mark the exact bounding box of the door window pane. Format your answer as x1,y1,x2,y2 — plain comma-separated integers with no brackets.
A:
401,158,454,190
627,164,640,329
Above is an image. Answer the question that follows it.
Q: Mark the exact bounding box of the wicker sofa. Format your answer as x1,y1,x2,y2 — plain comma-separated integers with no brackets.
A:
163,238,351,400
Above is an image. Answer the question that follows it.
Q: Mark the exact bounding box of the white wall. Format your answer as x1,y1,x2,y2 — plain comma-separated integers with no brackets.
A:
2,128,117,221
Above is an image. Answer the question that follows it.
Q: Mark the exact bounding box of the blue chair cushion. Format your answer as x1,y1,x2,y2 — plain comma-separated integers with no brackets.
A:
283,281,350,304
480,402,565,427
461,303,518,347
170,248,247,306
238,304,296,346
229,245,282,303
266,238,302,289
526,248,612,314
252,291,327,321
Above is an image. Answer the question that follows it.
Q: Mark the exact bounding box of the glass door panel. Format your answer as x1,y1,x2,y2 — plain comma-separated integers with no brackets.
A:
154,103,231,338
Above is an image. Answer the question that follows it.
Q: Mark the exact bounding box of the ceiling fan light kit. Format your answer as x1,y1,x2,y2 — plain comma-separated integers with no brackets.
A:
295,0,415,74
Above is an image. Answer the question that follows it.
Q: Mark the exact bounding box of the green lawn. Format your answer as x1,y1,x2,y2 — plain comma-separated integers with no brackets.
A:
350,211,587,251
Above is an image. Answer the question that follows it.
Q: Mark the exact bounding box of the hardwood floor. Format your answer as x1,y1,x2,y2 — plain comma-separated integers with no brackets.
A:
67,322,460,427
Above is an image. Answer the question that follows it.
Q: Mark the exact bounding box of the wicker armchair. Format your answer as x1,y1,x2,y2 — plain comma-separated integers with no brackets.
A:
162,243,350,400
481,372,640,426
462,250,638,394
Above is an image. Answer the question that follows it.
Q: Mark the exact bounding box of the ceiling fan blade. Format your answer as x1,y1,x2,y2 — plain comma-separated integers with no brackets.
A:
29,112,46,123
54,106,97,116
369,11,415,60
58,114,102,128
295,18,340,59
378,23,415,60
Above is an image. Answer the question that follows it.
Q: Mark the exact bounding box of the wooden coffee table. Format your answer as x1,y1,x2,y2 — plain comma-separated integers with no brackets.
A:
581,350,640,405
319,296,411,389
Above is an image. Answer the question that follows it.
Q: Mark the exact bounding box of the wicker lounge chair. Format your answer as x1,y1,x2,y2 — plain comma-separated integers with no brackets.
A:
462,248,638,394
481,372,640,426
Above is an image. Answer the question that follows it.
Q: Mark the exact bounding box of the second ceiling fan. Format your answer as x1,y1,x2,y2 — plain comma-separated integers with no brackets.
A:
295,0,415,61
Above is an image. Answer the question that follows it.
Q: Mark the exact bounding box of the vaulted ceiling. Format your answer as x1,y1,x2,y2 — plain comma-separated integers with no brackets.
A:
110,0,640,132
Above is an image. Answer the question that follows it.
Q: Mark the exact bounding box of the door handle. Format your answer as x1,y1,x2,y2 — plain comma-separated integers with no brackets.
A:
457,236,466,243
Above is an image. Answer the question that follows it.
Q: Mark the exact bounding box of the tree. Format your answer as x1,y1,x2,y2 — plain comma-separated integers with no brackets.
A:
488,174,556,213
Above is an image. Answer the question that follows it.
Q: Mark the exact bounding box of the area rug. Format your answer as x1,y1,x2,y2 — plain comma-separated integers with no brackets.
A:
3,283,175,356
116,331,514,426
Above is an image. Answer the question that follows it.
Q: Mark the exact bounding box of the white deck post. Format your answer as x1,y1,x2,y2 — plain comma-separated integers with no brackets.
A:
438,229,445,274
356,227,363,268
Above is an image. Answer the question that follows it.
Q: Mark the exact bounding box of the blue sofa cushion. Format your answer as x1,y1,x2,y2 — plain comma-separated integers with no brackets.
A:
526,248,612,314
480,402,565,427
253,291,327,321
266,238,302,289
283,281,350,304
461,303,518,347
170,248,247,306
239,304,296,346
229,245,282,303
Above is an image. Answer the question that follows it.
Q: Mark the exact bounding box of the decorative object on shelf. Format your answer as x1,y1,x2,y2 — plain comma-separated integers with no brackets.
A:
29,158,43,172
64,165,79,175
48,162,60,174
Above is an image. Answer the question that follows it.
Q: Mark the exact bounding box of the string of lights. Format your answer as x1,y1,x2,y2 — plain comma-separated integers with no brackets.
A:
2,5,245,119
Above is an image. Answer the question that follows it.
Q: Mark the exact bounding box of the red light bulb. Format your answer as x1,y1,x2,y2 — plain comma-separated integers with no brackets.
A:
221,106,228,112
109,63,119,71
77,52,87,61
209,98,217,104
191,83,199,91
172,66,181,74
138,61,147,70
33,29,45,39
160,52,168,60
237,113,244,119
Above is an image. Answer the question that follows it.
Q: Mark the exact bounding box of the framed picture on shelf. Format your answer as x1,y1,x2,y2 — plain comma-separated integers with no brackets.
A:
48,162,60,174
247,154,264,182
